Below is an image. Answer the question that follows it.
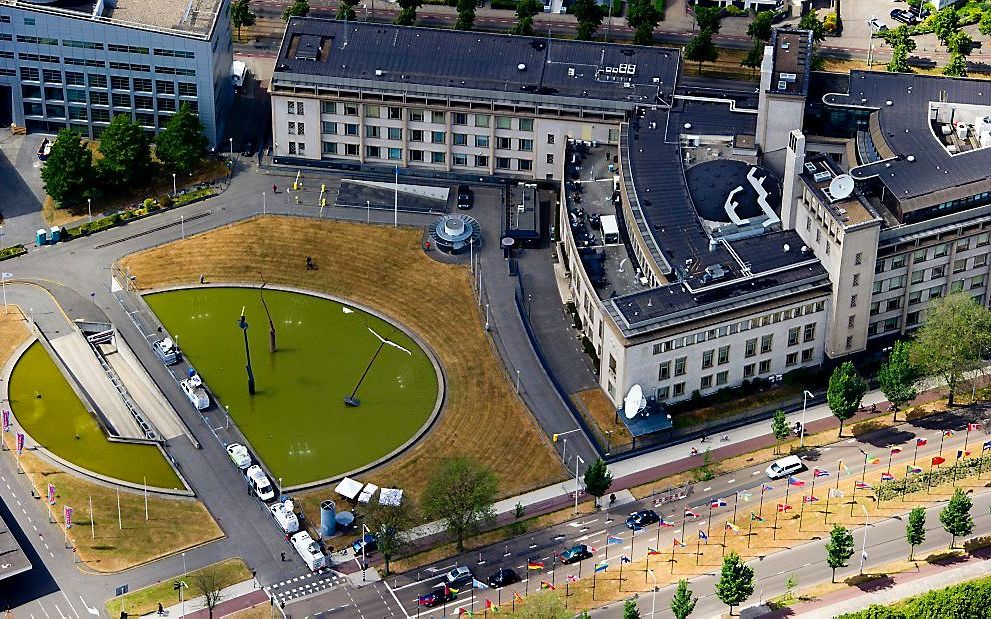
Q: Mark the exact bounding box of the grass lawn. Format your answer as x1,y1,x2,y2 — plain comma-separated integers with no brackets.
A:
572,388,632,447
672,383,804,429
146,287,438,486
103,558,251,616
9,342,183,489
120,217,565,515
0,308,222,572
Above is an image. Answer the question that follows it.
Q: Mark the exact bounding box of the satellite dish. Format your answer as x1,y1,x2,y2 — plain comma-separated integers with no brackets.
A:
829,174,855,200
624,384,647,420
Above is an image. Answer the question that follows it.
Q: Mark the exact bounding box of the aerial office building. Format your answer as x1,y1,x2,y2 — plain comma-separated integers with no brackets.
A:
0,0,234,147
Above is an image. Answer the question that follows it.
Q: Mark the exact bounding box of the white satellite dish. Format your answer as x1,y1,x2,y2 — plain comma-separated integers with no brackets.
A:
624,384,647,420
829,174,855,200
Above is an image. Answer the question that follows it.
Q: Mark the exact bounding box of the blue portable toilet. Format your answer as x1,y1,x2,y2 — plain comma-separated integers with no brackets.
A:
49,226,61,243
35,229,47,246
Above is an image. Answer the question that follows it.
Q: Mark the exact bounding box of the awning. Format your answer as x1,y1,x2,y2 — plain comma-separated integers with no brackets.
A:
358,483,379,504
379,488,403,506
335,477,363,500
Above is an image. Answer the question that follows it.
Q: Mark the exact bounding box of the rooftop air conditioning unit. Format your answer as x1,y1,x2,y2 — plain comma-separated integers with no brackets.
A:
813,171,832,182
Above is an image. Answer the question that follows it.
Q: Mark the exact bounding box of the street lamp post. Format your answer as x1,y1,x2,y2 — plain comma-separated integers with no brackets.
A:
647,569,657,617
172,173,177,197
238,307,256,395
553,429,581,465
181,551,187,617
859,504,870,575
574,454,584,514
229,137,234,159
800,390,814,448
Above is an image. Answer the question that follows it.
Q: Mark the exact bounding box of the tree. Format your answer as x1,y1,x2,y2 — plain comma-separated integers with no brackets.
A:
771,409,789,454
571,0,604,40
826,361,867,437
336,0,359,20
512,0,541,35
887,45,912,73
798,10,826,45
850,606,906,619
878,341,917,411
939,488,973,548
514,590,570,618
670,579,697,619
155,103,208,175
825,524,854,582
684,29,718,75
910,292,991,406
714,552,754,615
455,0,475,30
980,11,991,37
740,41,764,77
627,0,660,44
946,30,972,55
623,598,641,618
885,25,917,73
421,457,498,551
231,0,256,39
694,5,722,33
747,10,775,43
361,496,417,576
943,52,969,77
583,458,613,506
394,0,422,25
41,129,95,208
784,574,798,601
97,114,151,189
190,567,225,618
932,6,959,46
906,506,926,561
281,0,309,21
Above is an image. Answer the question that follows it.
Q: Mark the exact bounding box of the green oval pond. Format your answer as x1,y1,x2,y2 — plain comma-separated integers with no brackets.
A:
10,342,184,489
145,287,439,487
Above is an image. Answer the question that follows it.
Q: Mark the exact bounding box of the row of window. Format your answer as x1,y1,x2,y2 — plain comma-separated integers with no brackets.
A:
315,101,535,131
872,254,988,295
20,66,196,84
650,303,825,355
876,233,991,274
21,103,194,125
22,81,196,102
321,122,537,151
655,348,817,400
319,142,534,170
9,34,194,58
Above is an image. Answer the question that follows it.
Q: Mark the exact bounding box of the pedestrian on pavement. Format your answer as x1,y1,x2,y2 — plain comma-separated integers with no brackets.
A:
157,602,164,616
281,552,286,562
272,184,277,194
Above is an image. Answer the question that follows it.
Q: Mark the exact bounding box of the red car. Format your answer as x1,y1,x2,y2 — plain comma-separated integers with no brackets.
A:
418,585,455,608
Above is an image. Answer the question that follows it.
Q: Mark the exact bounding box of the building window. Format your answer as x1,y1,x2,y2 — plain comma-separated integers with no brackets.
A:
452,112,468,125
388,107,402,120
288,121,296,135
891,255,906,269
931,265,946,278
388,148,403,160
365,125,380,138
845,336,854,349
745,337,757,357
971,274,986,289
288,142,296,155
951,279,965,293
803,323,816,342
388,127,403,141
519,118,534,131
758,359,771,374
673,382,686,397
409,149,424,162
700,375,713,389
496,116,512,130
975,254,988,268
954,258,968,274
674,356,687,376
287,101,295,114
475,135,489,148
496,157,511,170
978,233,991,247
913,249,927,262
410,129,423,142
786,352,798,366
958,238,971,252
475,155,488,167
760,334,773,354
322,121,337,134
801,348,814,362
717,345,730,365
431,131,446,144
889,275,905,291
518,139,533,151
875,259,885,274
474,114,489,128
345,123,358,136
365,104,380,118
884,317,900,331
409,109,424,122
518,159,532,171
111,76,130,90
297,123,305,136
453,153,468,166
701,349,714,369
909,290,923,305
366,145,381,158
934,242,950,258
853,273,860,287
496,136,511,149
547,154,554,165
322,141,337,155
716,370,728,385
929,285,944,299
431,111,445,123
344,103,358,116
547,133,555,144
321,101,337,114
907,311,920,325
886,298,902,312
850,294,857,308
911,270,925,284
431,151,446,164
453,133,467,146
743,363,755,377
787,327,799,346
855,252,863,265
345,143,359,156
848,315,856,328
656,386,670,400
658,361,671,380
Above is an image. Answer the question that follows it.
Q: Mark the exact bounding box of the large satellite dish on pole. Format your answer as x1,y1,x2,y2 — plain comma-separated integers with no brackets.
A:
829,174,855,200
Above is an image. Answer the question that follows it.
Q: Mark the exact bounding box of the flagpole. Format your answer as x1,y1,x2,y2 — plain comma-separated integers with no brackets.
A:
591,566,596,601
655,520,661,554
757,483,766,520
618,555,624,592
776,485,790,541
887,451,893,476
89,494,95,539
696,530,702,565
706,503,713,540
913,441,920,466
551,552,556,589
144,476,148,521
669,537,676,574
800,476,815,532
116,486,122,530
630,526,635,580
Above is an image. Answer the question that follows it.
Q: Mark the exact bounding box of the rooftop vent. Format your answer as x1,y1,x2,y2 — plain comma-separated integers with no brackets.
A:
907,155,915,162
517,63,527,71
704,264,727,281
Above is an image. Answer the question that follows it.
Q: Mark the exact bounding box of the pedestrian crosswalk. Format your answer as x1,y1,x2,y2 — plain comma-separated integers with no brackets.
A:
266,569,344,605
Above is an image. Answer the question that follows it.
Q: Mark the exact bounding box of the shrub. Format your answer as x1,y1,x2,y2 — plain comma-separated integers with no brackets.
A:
0,245,27,261
174,187,215,207
490,0,516,9
159,194,174,210
724,4,743,15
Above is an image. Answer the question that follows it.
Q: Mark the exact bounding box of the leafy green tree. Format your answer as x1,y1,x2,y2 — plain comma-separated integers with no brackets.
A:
571,0,603,40
771,409,789,454
943,52,968,77
97,114,151,189
627,0,660,44
155,103,208,175
684,28,718,74
231,0,256,39
825,524,855,582
422,457,498,551
980,11,991,36
910,292,991,406
906,506,926,561
878,341,917,411
281,0,309,21
511,0,541,34
361,495,417,576
784,574,798,601
887,24,917,52
842,605,906,619
714,552,754,615
887,45,911,73
583,458,613,506
939,488,973,548
623,598,641,618
336,0,359,20
946,30,972,55
741,40,764,77
394,0,422,25
455,0,475,30
799,9,826,44
41,129,95,208
906,0,922,10
747,10,775,43
670,579,697,619
694,5,721,33
826,361,867,437
932,6,959,46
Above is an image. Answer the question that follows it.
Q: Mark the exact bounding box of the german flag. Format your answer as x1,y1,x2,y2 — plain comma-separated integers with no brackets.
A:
527,560,544,571
540,581,555,590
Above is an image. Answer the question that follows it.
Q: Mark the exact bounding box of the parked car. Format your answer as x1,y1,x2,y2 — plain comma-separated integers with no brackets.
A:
445,566,474,589
226,443,251,469
246,465,275,501
626,509,660,530
889,9,917,24
766,455,805,479
352,533,377,555
456,185,473,210
419,585,455,608
868,17,889,32
487,568,520,588
560,544,592,564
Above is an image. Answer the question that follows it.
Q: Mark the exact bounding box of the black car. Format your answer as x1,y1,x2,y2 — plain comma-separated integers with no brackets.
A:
889,9,917,24
419,585,455,608
487,568,521,588
560,544,592,564
457,184,473,209
626,509,660,530
352,533,377,555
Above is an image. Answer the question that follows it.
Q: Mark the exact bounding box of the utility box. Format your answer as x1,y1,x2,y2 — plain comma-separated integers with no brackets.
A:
35,229,47,246
49,226,61,243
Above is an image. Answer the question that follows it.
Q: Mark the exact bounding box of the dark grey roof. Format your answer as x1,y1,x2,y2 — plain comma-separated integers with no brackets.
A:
825,70,991,203
686,160,780,223
274,20,680,107
0,508,32,583
768,29,813,97
666,97,758,141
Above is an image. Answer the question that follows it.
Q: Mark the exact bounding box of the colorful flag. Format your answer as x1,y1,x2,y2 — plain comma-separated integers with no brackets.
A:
890,447,903,455
828,488,845,498
659,518,675,527
738,491,753,502
881,472,894,481
814,469,830,478
855,481,873,490
673,537,687,548
417,594,431,606
867,456,882,465
1,409,9,432
47,483,56,505
750,512,764,522
957,450,972,459
448,586,460,595
839,461,850,474
567,574,579,583
776,503,792,512
710,498,727,508
906,465,923,474
16,431,23,455
647,547,662,556
968,423,982,432
932,456,946,466
458,608,473,617
527,561,544,571
725,521,740,533
607,535,624,545
984,439,991,451
684,509,699,519
594,561,609,573
485,599,500,613
620,556,632,564
787,476,806,487
761,483,774,492
513,592,525,603
802,495,819,504
944,430,955,437
698,529,709,541
64,506,72,529
917,438,928,447
540,581,555,590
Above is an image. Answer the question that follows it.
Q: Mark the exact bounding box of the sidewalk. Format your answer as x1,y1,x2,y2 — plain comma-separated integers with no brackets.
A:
147,579,267,618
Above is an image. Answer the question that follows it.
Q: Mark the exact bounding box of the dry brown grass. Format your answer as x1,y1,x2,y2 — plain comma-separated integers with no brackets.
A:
104,558,251,616
120,217,565,518
573,388,632,446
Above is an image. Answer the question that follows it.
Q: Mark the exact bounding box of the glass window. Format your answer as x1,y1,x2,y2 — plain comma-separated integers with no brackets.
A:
345,143,359,156
911,270,925,284
496,157,511,170
717,345,730,365
674,356,687,376
496,136,511,149
758,359,771,374
801,348,814,362
410,129,423,142
111,76,130,90
953,258,968,273
658,361,671,380
518,159,532,171
475,135,489,148
388,107,402,120
673,382,685,397
656,386,670,400
518,139,533,151
155,80,175,94
365,104,380,118
913,249,927,262
431,151,446,164
760,334,773,354
134,95,153,109
891,255,906,269
745,338,757,357
431,111,445,123
431,131,445,144
743,363,755,378
978,233,990,247
889,275,904,290
453,133,467,146
366,145,381,158
496,116,512,130
701,349,714,369
700,375,713,389
88,73,107,89
519,118,533,131
177,82,196,97
474,114,489,128
453,153,468,166
322,141,337,154
716,371,728,385
934,242,950,258
786,352,798,366
452,112,467,125
475,155,488,168
345,123,358,136
409,109,424,122
344,103,359,116
365,125,380,138
409,148,423,161
112,93,131,108
788,327,799,346
388,127,402,140
321,101,337,114
322,121,337,134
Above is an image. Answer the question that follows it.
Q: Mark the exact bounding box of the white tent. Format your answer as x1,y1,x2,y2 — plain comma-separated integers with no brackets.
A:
335,477,363,500
358,483,379,504
379,488,403,506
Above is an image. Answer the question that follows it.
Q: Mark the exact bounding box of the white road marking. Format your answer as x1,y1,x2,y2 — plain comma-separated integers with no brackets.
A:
702,487,711,492
727,479,736,484
61,592,80,618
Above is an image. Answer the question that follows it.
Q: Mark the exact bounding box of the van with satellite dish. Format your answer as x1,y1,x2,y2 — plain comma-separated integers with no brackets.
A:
231,60,248,92
290,531,327,571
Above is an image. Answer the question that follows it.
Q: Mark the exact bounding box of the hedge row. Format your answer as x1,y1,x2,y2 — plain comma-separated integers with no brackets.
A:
0,245,27,261
839,574,991,619
875,452,991,500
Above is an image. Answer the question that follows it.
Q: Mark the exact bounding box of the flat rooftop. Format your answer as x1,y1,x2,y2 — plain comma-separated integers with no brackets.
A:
825,70,991,209
0,509,32,583
273,20,680,107
767,29,812,97
1,0,223,37
799,156,881,229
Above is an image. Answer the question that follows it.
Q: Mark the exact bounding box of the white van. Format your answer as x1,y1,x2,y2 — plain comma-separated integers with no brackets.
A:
765,455,804,479
246,465,275,501
231,60,248,91
290,531,327,571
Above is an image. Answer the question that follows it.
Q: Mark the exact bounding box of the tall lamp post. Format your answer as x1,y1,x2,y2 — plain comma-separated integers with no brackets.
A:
553,428,581,465
238,307,255,395
859,504,870,575
800,389,814,448
573,454,584,514
345,327,411,406
259,283,276,352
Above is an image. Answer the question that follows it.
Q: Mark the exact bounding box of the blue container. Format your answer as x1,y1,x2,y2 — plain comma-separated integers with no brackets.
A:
35,229,47,247
49,226,61,243
319,500,337,537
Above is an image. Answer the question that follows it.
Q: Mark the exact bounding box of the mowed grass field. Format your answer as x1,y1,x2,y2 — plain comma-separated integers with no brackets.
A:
121,217,565,504
9,342,183,489
146,287,438,486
